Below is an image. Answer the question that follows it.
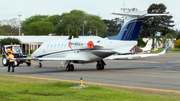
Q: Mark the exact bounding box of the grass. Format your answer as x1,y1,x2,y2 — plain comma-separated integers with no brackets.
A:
150,48,180,54
0,74,179,101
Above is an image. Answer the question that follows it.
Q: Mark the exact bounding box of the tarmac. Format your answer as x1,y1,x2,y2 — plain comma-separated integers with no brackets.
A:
0,53,180,93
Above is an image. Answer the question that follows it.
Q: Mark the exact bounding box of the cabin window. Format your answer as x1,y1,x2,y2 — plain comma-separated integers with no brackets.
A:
61,44,64,48
57,44,60,48
54,44,56,48
47,44,50,49
64,44,66,48
50,44,53,48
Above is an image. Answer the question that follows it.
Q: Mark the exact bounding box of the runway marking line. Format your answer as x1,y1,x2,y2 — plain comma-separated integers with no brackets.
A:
4,74,180,94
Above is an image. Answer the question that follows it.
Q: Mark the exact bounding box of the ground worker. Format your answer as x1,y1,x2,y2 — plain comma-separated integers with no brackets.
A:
7,52,15,72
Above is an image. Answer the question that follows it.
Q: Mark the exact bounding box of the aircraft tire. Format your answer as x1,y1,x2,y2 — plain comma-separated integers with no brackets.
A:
70,64,74,71
100,65,104,70
96,64,101,70
38,63,42,68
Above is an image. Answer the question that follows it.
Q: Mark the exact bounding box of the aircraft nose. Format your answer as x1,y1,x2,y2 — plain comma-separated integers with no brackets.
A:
31,51,36,58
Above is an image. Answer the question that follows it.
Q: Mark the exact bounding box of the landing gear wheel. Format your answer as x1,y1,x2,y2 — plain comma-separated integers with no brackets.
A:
69,64,74,71
38,63,42,68
66,64,74,71
96,61,105,70
26,60,31,66
2,57,8,66
101,65,104,70
96,64,102,70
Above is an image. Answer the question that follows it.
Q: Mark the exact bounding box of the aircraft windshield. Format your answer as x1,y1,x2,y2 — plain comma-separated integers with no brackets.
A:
13,46,22,53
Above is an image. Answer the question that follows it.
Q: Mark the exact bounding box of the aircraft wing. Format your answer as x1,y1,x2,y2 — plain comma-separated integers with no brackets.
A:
38,57,89,61
105,45,172,60
14,56,89,61
14,57,38,60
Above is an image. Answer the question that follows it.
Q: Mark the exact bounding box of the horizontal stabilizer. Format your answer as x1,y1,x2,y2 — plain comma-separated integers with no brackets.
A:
112,12,171,17
105,45,172,60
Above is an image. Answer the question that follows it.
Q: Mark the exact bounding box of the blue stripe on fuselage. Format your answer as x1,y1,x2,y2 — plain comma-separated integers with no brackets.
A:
108,18,144,41
35,49,112,58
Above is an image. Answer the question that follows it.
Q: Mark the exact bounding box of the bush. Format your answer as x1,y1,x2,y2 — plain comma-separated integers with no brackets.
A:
174,39,180,48
0,37,21,46
27,49,36,54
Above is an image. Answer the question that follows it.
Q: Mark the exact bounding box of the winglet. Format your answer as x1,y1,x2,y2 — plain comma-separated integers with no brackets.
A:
159,45,173,55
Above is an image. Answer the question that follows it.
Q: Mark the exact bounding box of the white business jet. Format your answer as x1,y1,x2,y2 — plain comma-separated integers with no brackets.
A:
25,11,170,71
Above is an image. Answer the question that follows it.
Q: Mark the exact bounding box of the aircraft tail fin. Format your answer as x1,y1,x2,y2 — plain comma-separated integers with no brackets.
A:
108,11,171,41
141,40,152,51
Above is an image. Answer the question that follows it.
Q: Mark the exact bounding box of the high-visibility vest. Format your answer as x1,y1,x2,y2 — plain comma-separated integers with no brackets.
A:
9,54,14,62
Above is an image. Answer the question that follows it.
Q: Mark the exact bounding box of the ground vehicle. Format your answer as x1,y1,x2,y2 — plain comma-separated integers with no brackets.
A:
2,45,31,66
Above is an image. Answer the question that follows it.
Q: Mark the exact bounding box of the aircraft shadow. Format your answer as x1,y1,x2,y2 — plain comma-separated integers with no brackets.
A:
17,67,157,74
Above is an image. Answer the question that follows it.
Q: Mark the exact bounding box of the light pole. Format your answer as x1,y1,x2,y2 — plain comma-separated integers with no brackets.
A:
18,14,22,36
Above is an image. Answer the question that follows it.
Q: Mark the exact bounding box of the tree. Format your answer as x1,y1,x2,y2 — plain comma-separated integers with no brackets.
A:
140,3,174,48
23,15,49,33
137,36,146,47
1,18,19,35
45,15,62,35
22,10,107,36
0,37,21,47
176,33,180,40
161,35,167,48
1,25,12,34
57,13,75,36
85,15,107,36
166,33,173,45
58,10,107,37
172,29,180,38
149,35,162,48
68,30,79,39
0,28,6,35
27,21,56,35
103,18,122,37
155,35,162,48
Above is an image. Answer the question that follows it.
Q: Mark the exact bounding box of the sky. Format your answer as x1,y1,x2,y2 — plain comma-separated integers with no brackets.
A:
0,0,180,29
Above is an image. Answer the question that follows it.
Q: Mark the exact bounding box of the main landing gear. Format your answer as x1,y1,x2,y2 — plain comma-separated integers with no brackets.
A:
96,60,106,70
66,64,74,71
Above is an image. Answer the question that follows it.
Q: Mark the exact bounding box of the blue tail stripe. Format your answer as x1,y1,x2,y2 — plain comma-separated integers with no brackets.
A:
108,18,144,41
